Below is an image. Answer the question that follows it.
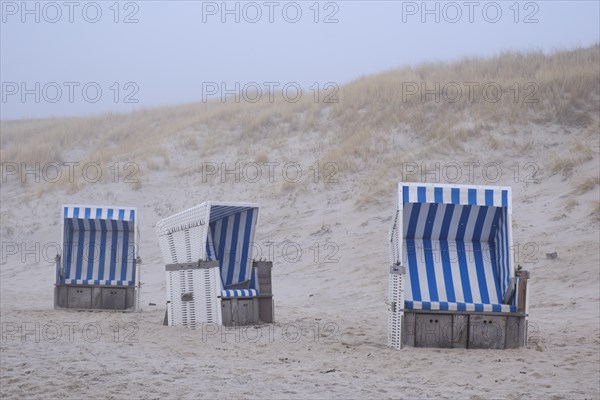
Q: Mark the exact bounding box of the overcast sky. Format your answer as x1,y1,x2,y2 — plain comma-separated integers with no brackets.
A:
1,1,598,120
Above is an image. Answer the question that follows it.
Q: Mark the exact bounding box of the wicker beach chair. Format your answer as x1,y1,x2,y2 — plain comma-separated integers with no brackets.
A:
54,205,141,311
156,201,274,328
388,183,530,349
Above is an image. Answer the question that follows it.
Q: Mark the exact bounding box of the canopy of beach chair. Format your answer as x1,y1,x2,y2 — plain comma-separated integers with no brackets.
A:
391,183,515,313
60,205,138,286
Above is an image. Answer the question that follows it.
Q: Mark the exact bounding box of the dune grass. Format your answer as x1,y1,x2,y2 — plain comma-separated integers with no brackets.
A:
1,45,598,205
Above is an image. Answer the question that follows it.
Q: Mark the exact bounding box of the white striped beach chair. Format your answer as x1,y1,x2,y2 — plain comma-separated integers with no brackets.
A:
388,183,530,349
156,201,274,328
54,205,141,311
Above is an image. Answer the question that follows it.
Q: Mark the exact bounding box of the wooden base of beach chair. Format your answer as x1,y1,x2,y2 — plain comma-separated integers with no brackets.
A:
221,297,259,326
255,260,274,323
54,284,136,311
220,295,275,326
258,295,274,323
402,311,526,349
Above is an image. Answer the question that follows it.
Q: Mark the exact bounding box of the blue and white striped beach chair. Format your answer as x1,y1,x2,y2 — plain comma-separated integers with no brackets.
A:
388,183,530,349
156,202,274,327
54,205,141,311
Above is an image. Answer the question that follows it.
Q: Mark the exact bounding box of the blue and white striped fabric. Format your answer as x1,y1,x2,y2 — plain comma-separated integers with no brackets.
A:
494,209,511,297
61,205,136,286
400,184,514,313
402,184,509,208
204,204,259,290
221,289,258,297
221,268,260,298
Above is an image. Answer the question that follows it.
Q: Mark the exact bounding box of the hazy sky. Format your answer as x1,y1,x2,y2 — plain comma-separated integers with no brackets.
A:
1,1,598,119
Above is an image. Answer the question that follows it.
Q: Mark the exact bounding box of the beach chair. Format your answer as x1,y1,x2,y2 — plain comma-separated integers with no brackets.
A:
54,205,141,311
156,201,274,328
388,183,530,349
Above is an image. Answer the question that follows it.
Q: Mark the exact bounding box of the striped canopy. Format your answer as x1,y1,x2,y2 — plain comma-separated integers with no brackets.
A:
205,204,259,288
61,205,137,286
157,202,260,290
394,183,515,313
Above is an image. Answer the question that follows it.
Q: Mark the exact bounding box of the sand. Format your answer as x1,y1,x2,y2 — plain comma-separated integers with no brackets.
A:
1,120,599,399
